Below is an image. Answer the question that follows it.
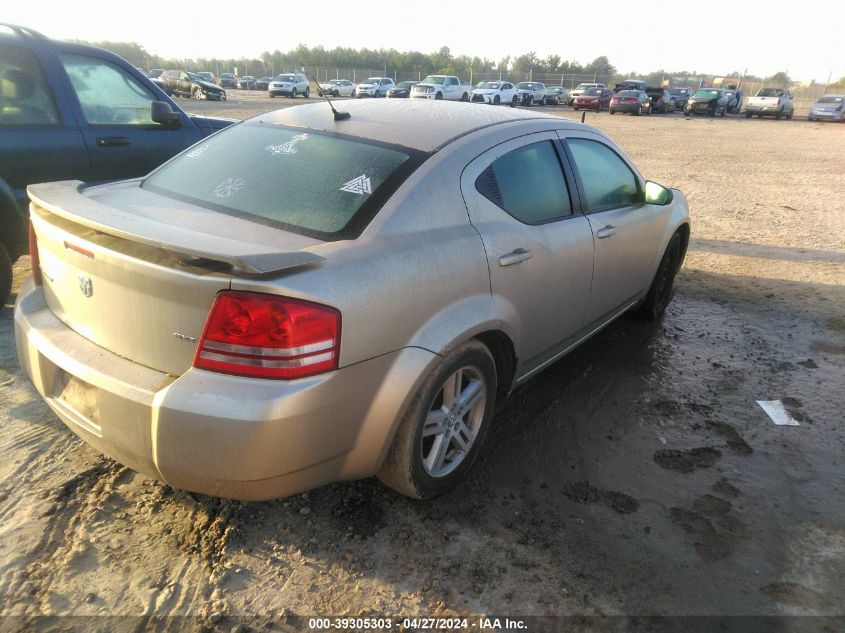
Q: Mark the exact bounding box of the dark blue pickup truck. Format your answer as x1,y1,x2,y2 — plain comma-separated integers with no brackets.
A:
0,24,234,304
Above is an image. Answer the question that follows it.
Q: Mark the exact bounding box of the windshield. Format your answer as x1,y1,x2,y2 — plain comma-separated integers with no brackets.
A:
221,73,234,79
548,87,562,93
143,125,414,239
326,80,342,85
363,77,382,84
421,76,446,85
477,82,502,89
275,74,296,82
575,84,594,90
187,72,203,81
516,82,535,89
583,88,600,96
693,90,719,98
394,81,415,89
616,91,638,97
818,96,844,104
757,88,784,97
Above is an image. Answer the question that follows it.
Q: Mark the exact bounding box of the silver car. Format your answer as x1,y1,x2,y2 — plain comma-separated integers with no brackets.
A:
15,100,690,500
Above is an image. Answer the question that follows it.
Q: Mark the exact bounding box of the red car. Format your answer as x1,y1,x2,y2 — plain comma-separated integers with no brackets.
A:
572,87,614,111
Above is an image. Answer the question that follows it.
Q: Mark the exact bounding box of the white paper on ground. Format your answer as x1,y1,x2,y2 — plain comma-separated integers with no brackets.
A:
756,400,801,426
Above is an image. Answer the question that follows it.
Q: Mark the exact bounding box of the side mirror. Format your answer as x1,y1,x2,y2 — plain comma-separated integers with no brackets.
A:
151,101,182,128
645,181,673,205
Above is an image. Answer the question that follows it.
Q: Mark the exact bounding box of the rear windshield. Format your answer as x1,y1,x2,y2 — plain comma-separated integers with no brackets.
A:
757,88,784,97
143,124,422,240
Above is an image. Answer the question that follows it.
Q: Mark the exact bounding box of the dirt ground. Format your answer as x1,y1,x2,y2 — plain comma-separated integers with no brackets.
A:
1,95,844,632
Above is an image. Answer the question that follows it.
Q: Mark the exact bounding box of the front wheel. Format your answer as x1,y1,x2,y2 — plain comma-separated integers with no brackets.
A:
192,86,204,100
378,340,497,499
434,91,442,100
539,96,546,106
745,111,751,118
635,233,682,321
609,109,615,115
304,87,310,98
332,89,339,98
290,88,297,99
461,92,469,102
0,241,11,307
511,95,517,107
493,95,500,105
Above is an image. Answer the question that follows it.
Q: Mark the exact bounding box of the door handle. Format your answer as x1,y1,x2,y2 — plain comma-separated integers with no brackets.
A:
596,225,616,239
498,248,532,267
96,136,131,147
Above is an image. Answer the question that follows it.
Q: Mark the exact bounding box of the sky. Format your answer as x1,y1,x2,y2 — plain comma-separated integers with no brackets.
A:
4,0,843,82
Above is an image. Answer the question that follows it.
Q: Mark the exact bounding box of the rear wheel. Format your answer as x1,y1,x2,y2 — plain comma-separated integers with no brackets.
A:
635,106,642,116
378,340,497,499
511,95,518,107
540,96,546,106
304,87,310,98
609,109,615,115
635,233,682,321
786,110,793,120
745,111,751,118
0,242,11,307
332,89,339,97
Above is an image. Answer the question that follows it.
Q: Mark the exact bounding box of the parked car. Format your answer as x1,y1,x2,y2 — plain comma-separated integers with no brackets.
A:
808,94,845,122
545,86,570,105
515,81,548,106
609,90,652,115
256,76,273,91
158,70,227,101
148,68,165,78
356,76,394,98
16,99,690,500
269,73,310,98
238,75,256,90
385,80,418,98
684,89,730,117
196,71,215,83
470,80,517,105
411,75,469,101
667,88,692,111
218,72,237,88
572,87,614,111
319,79,356,97
0,24,233,305
570,82,607,103
645,87,673,113
614,80,647,93
745,87,794,119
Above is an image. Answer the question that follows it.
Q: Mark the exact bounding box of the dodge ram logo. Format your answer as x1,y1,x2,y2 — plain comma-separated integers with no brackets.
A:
78,275,93,297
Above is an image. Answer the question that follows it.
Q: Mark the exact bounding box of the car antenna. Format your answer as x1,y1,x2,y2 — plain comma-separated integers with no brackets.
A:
310,76,350,121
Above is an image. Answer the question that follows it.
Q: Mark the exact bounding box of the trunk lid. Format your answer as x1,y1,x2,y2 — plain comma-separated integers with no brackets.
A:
28,180,324,376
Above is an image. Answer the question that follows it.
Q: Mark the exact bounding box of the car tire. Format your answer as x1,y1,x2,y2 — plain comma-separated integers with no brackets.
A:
786,111,793,120
435,91,443,100
745,111,751,118
461,92,469,102
305,87,310,98
192,86,204,100
332,89,339,97
269,94,275,98
635,106,641,116
610,109,615,115
0,242,11,308
635,233,682,321
378,339,497,499
493,95,500,105
290,88,297,99
511,95,517,107
776,110,782,120
540,96,546,106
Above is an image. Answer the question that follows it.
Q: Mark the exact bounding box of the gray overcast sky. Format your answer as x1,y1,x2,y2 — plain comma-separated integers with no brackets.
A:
5,0,843,81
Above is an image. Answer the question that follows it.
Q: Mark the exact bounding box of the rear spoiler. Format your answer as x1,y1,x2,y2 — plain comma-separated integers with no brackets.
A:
27,181,325,275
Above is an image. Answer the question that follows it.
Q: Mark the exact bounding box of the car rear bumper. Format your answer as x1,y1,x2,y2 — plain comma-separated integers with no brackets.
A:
410,94,437,100
573,101,601,110
269,89,297,96
745,106,782,115
15,280,437,500
609,103,640,112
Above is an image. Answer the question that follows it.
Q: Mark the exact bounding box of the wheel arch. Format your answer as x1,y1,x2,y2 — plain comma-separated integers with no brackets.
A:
0,179,28,259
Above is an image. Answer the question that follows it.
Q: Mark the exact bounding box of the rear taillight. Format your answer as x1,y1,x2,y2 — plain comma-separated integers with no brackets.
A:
628,98,637,103
611,97,618,102
28,220,42,286
194,291,340,380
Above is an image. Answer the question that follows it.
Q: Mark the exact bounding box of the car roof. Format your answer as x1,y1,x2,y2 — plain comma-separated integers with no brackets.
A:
254,100,572,152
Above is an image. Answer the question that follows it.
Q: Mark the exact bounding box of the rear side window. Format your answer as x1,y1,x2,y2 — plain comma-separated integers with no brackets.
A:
0,44,60,126
476,141,572,224
143,124,420,239
567,139,639,211
61,53,156,125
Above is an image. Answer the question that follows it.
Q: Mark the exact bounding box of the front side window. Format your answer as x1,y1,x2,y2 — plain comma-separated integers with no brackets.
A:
567,139,639,211
0,44,60,126
61,53,156,125
143,124,419,239
475,141,572,224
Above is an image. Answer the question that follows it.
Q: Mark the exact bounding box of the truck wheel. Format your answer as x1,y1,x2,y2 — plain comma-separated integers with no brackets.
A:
540,96,546,106
0,242,12,308
527,96,534,107
776,110,782,120
461,92,469,102
192,86,204,100
786,111,793,120
435,92,443,100
332,89,339,97
511,95,517,107
378,339,497,499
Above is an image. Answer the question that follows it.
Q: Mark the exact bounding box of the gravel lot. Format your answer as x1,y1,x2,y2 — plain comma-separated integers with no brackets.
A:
1,94,843,631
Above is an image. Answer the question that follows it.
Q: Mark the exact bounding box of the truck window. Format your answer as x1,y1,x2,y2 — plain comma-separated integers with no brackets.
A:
0,44,60,126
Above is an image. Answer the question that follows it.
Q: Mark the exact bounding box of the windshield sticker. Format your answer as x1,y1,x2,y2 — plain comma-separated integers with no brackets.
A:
340,175,372,196
186,144,209,158
265,134,309,156
214,177,245,198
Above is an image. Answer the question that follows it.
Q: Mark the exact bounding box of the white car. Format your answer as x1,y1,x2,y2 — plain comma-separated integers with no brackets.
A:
470,81,517,106
269,73,310,99
355,77,395,98
514,81,548,106
319,79,356,98
411,75,470,101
